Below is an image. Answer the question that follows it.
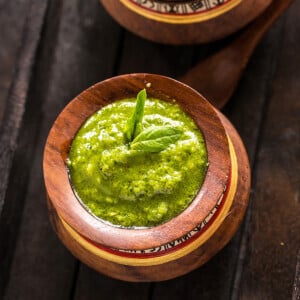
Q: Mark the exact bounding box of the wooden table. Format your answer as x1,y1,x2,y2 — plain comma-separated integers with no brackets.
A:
0,1,299,299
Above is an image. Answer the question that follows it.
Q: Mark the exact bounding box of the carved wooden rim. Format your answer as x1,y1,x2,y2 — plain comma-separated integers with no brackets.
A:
43,73,231,250
119,0,241,24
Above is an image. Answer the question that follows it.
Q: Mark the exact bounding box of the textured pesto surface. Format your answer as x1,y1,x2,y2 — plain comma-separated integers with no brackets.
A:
67,98,207,227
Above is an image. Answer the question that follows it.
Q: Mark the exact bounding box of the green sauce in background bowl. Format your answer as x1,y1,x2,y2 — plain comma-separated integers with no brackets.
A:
67,90,208,228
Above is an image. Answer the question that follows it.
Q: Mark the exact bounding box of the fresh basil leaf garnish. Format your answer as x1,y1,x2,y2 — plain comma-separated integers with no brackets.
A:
124,89,146,142
131,126,182,152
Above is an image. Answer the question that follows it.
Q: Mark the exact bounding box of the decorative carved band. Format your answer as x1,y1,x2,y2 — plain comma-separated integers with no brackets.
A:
120,0,241,24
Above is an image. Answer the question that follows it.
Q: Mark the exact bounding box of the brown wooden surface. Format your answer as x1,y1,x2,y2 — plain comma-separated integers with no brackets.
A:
0,0,299,299
0,0,30,126
238,2,300,297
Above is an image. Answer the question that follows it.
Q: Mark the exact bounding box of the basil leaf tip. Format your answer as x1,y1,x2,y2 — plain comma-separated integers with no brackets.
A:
124,90,182,152
124,89,147,142
131,126,182,152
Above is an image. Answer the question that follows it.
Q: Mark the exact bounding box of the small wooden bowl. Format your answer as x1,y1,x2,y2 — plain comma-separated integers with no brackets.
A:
100,0,272,45
43,73,250,281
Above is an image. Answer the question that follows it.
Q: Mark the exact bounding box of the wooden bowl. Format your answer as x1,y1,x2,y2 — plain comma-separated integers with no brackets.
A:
43,73,250,281
100,0,272,45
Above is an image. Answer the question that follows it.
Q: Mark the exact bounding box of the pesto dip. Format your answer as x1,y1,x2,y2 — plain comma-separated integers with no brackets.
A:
67,95,207,228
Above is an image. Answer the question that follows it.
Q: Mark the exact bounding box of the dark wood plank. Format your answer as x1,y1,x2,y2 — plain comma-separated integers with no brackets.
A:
238,1,300,299
0,0,30,126
118,30,197,78
74,265,151,300
221,11,289,300
3,1,122,299
0,1,49,298
223,19,285,300
293,250,300,300
0,0,48,215
150,11,286,300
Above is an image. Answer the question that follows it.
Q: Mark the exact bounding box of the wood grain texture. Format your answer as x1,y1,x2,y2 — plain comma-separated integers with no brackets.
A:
179,0,294,109
118,30,196,78
225,17,285,300
3,1,122,299
0,0,30,126
0,0,48,215
238,1,300,298
0,1,49,298
293,250,300,300
73,264,151,300
100,0,271,45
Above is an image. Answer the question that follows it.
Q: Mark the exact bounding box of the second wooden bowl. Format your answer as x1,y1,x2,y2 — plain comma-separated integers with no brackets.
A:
43,73,250,281
100,0,272,44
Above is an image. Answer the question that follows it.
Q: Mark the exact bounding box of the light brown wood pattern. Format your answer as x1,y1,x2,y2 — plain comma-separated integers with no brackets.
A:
44,74,250,281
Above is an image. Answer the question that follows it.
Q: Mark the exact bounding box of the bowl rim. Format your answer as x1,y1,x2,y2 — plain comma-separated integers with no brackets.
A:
118,0,242,24
43,73,231,250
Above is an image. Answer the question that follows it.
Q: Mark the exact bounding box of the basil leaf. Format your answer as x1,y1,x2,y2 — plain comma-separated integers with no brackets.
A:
124,89,147,142
131,126,182,152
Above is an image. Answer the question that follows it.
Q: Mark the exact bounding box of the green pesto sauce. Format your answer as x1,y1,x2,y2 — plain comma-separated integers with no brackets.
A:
67,98,208,228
